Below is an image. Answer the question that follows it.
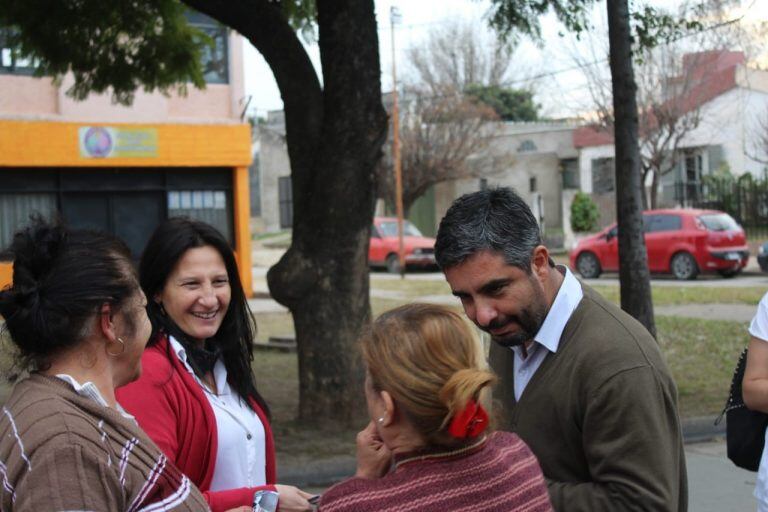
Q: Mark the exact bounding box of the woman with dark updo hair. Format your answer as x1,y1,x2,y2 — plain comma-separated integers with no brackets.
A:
0,219,210,511
117,217,312,512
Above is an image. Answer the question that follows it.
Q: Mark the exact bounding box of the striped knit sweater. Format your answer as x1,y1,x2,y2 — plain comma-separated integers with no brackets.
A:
0,373,210,511
319,431,552,512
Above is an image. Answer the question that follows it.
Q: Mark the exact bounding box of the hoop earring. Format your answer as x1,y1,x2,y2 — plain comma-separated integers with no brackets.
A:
107,337,126,357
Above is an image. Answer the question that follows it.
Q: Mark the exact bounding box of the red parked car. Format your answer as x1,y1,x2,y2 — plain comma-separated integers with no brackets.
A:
569,209,749,280
369,217,436,273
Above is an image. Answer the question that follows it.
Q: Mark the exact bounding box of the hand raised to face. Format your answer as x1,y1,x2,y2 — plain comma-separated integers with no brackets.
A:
355,420,393,480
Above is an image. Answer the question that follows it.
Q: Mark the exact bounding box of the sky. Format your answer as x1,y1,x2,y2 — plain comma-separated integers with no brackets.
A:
242,0,768,120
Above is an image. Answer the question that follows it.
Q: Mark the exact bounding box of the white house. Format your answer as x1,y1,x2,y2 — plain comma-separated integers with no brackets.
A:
574,50,768,225
432,121,579,240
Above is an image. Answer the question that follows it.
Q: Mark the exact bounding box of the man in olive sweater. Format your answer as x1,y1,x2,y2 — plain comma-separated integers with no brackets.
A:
435,188,687,511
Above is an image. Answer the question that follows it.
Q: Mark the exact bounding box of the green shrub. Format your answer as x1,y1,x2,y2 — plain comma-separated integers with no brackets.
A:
570,192,599,232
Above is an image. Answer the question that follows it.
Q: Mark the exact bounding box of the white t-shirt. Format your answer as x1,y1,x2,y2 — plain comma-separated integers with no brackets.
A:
751,292,768,342
750,291,768,511
169,336,267,490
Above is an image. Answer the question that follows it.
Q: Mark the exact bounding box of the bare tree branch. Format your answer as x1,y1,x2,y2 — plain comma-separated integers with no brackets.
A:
405,20,516,93
377,86,504,214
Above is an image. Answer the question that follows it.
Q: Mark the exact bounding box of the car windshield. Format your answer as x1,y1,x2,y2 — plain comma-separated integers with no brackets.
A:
378,220,423,237
699,213,740,232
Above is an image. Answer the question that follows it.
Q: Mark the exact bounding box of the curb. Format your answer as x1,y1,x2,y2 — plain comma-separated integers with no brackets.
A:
682,415,725,444
278,416,727,488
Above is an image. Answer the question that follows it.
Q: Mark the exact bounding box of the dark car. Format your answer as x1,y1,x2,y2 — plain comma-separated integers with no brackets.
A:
569,209,749,280
759,241,768,272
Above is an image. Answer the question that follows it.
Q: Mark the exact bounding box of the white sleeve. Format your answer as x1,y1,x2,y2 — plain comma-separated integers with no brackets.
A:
750,292,768,342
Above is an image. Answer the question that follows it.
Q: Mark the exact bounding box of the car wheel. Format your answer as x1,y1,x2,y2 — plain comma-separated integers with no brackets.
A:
386,254,402,274
670,252,699,280
576,252,602,279
718,268,741,278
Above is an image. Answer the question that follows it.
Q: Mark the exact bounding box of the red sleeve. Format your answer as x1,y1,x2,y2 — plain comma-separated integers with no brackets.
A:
203,484,277,512
116,350,180,460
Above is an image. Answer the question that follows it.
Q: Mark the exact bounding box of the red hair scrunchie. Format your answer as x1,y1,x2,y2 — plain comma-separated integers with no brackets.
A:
447,399,488,439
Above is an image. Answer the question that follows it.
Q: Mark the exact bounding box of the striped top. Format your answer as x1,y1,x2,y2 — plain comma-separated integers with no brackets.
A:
319,431,552,512
0,373,209,511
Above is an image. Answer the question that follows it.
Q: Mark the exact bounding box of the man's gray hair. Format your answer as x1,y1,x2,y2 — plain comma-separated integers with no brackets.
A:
434,187,542,271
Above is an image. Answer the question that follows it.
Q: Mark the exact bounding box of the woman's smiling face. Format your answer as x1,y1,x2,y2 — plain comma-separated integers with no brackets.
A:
156,245,231,345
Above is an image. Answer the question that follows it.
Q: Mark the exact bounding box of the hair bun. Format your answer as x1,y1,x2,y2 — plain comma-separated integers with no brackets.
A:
439,367,495,417
7,218,66,288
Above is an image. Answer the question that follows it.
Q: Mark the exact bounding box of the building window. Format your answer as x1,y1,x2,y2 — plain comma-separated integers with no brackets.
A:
168,190,231,242
0,168,234,259
186,11,229,84
518,140,537,152
0,27,39,75
684,150,704,184
278,176,293,229
591,157,615,194
479,178,488,191
0,194,56,255
529,176,537,193
561,158,580,189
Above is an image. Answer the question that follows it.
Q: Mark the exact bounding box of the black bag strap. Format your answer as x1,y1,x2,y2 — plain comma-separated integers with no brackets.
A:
715,347,749,426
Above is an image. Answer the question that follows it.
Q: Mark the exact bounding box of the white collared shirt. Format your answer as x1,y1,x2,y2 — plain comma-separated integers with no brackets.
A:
55,374,135,420
169,336,267,490
510,266,583,401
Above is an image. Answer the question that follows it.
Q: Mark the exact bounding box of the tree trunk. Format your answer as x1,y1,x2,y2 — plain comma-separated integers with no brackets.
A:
606,0,656,338
641,167,650,210
187,0,388,425
650,169,661,210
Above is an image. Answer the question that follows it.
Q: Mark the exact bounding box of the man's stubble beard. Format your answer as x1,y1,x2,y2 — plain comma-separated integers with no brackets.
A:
488,277,549,348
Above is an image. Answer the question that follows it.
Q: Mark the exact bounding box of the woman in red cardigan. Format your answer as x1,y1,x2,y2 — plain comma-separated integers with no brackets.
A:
117,218,312,512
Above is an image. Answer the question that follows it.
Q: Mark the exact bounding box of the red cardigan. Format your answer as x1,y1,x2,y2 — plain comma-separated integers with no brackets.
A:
117,336,277,512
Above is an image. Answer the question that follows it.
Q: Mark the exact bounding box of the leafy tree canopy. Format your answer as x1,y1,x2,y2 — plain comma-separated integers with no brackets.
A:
486,0,701,50
464,84,539,121
0,0,317,105
0,0,206,104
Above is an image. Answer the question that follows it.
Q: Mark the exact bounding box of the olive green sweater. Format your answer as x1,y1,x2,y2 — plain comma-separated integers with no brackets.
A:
490,285,687,512
0,373,210,511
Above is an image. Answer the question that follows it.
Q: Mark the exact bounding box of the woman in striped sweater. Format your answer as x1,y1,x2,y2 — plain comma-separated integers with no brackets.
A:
319,304,553,512
0,220,215,511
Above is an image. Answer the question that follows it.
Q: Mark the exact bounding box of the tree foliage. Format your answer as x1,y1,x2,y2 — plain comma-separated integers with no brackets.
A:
0,0,206,104
465,84,539,122
487,0,702,50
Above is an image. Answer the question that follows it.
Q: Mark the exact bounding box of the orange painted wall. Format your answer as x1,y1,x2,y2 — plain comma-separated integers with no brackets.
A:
0,120,251,167
233,166,253,294
0,120,254,296
0,263,11,291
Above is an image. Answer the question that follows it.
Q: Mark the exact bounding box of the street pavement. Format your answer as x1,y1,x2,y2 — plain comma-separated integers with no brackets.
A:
687,440,757,511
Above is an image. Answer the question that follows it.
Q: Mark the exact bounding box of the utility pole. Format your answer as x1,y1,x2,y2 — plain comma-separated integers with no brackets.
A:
390,5,405,278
